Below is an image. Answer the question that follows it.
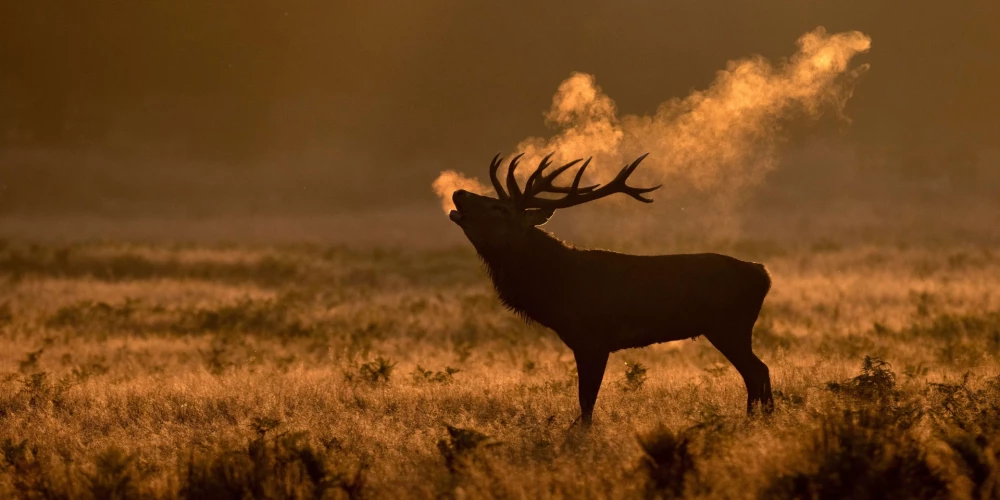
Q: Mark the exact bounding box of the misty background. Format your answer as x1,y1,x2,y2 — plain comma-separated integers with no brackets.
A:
1,1,998,245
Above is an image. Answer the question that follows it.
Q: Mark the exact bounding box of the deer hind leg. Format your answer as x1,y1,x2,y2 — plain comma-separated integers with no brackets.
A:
573,350,609,426
706,332,772,414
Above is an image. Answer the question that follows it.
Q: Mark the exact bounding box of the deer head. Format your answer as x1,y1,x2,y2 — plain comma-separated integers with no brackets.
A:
449,153,661,249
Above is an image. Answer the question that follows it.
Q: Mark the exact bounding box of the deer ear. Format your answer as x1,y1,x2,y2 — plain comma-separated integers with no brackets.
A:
522,208,555,227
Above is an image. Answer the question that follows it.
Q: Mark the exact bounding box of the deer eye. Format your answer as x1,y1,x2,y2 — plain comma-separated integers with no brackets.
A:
490,206,511,215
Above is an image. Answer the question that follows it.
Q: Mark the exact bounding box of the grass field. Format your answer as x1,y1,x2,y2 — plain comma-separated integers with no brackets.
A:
0,238,998,498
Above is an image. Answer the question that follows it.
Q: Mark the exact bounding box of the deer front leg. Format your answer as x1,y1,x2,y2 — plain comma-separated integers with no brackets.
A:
573,350,609,426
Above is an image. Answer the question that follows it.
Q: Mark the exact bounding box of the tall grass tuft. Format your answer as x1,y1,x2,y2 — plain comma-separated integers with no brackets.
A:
767,407,948,499
637,425,697,499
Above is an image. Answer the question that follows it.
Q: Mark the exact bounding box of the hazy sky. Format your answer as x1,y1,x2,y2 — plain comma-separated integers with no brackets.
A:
1,0,997,214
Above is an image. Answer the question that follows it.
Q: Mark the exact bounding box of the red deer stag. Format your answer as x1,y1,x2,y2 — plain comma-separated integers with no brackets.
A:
448,153,773,425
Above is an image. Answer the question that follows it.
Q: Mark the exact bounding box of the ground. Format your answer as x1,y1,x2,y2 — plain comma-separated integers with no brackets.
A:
0,239,998,498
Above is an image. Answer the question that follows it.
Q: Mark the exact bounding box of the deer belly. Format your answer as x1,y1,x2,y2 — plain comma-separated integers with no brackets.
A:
610,325,699,351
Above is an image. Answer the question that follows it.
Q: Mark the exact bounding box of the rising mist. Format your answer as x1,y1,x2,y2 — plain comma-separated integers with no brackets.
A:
434,28,871,229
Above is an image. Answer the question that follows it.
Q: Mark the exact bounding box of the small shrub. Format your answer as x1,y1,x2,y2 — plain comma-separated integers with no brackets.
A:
637,425,697,498
84,446,143,499
621,362,648,392
827,355,897,402
766,407,948,500
928,374,1000,436
437,425,496,475
358,357,396,384
180,429,364,499
18,348,44,374
1,438,31,467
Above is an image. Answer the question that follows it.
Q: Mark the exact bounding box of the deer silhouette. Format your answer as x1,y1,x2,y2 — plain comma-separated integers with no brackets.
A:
448,153,773,425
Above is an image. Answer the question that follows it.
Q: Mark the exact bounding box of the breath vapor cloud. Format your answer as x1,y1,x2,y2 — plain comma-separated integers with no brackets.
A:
433,27,871,214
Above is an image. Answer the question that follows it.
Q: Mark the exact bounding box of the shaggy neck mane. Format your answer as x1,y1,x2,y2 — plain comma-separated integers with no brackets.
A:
473,227,574,320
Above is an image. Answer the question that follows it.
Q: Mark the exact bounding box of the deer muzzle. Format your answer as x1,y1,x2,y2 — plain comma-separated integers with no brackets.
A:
449,190,468,222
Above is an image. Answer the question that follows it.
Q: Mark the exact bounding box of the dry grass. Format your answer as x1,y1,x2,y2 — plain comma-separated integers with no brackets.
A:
0,239,999,499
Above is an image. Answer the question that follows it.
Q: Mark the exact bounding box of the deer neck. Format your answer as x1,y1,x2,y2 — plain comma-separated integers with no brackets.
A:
475,228,572,322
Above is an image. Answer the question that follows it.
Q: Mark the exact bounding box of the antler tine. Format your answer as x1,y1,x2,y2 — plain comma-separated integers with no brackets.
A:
606,153,661,203
523,152,555,197
569,157,592,192
505,153,526,200
489,153,509,200
622,183,662,203
621,153,653,184
502,153,600,208
521,153,601,196
519,153,661,210
527,158,583,196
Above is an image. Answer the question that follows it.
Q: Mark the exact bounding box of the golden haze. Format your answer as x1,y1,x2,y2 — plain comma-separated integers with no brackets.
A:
433,27,871,213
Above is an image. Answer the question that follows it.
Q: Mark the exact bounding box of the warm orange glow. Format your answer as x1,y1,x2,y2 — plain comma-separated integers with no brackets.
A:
432,170,490,212
433,27,871,213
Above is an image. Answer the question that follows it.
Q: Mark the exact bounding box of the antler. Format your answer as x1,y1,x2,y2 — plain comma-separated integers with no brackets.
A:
490,153,598,199
490,152,660,209
488,153,509,200
507,153,662,210
522,152,599,198
505,153,525,200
